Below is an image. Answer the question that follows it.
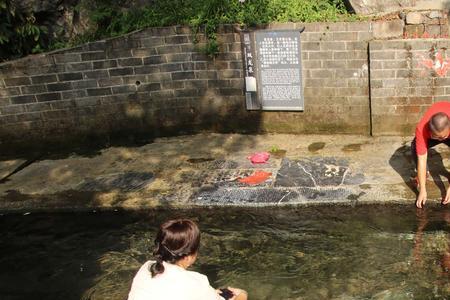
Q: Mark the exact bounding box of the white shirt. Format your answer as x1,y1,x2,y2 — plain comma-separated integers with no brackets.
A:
128,261,224,300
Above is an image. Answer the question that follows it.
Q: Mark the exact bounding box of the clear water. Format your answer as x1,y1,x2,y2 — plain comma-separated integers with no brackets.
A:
1,205,450,300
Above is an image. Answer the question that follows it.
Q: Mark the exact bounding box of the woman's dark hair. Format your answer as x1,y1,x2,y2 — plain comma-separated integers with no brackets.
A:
149,219,201,277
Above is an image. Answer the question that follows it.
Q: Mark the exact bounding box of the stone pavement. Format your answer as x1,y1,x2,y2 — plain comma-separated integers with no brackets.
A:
1,133,449,211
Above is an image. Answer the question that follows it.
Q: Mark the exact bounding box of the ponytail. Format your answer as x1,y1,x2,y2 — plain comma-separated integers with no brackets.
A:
148,219,200,277
150,256,165,277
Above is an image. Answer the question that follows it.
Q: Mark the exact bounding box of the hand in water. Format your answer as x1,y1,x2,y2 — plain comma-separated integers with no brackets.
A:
416,190,427,208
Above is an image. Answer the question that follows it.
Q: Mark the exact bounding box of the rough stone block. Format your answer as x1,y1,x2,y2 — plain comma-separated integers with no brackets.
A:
87,41,106,51
4,77,31,86
184,80,208,89
405,24,425,37
118,58,143,67
425,25,442,36
320,41,346,51
81,51,106,61
332,32,358,41
132,48,158,58
31,75,57,84
0,87,20,98
309,51,333,60
192,53,209,61
166,53,191,63
98,78,123,87
0,115,17,124
36,92,62,102
164,35,189,44
61,90,87,99
372,20,404,39
218,70,241,79
106,49,132,59
428,11,443,19
0,105,25,115
109,68,134,77
138,83,161,92
42,110,70,120
65,62,93,72
47,82,72,92
346,41,368,51
143,55,166,65
54,53,81,63
175,89,200,97
160,63,182,73
50,100,76,109
147,73,171,82
11,95,36,104
161,81,184,89
156,45,182,55
370,51,396,60
93,60,118,69
58,72,83,81
171,71,195,80
87,87,112,96
112,85,137,94
140,37,164,48
19,85,46,95
406,12,424,24
134,65,160,74
72,80,97,89
219,88,243,96
16,112,42,122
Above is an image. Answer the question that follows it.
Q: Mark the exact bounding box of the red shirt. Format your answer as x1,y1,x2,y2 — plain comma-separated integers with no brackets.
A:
415,101,450,155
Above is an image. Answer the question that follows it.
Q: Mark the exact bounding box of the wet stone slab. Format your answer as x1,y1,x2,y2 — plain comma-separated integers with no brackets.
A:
77,172,154,192
275,158,364,187
192,185,361,204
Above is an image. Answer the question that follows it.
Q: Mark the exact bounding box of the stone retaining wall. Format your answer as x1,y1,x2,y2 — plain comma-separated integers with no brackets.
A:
1,18,449,151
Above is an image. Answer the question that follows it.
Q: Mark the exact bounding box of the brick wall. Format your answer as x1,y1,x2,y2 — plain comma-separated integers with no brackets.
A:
0,20,410,151
370,39,450,135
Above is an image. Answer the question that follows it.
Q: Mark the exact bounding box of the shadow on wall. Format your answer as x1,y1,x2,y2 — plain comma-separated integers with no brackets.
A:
390,143,450,200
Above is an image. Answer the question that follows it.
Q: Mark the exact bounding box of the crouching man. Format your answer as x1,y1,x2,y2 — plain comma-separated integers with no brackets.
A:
413,102,450,208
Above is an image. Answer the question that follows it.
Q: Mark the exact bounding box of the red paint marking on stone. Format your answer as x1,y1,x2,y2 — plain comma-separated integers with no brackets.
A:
417,50,450,77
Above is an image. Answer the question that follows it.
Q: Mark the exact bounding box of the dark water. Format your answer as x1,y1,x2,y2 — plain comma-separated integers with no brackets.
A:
1,205,450,300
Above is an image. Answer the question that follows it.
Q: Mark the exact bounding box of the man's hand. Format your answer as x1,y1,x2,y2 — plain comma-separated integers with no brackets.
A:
443,187,450,205
416,190,427,208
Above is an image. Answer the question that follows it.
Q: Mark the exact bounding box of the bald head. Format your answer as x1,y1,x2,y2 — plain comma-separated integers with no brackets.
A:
429,112,450,134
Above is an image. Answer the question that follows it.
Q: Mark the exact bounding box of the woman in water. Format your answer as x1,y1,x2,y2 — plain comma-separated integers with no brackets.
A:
128,219,248,300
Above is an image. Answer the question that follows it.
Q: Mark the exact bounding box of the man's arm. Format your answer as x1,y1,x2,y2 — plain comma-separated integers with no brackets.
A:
416,153,428,208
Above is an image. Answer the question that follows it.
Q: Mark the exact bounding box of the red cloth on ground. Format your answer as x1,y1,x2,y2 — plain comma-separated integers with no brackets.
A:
415,101,450,155
247,152,270,164
238,170,272,185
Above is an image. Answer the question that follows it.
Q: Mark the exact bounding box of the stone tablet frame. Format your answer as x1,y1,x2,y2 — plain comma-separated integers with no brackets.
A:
241,30,304,111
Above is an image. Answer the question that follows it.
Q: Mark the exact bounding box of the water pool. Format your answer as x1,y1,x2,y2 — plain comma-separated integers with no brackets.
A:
1,205,450,300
